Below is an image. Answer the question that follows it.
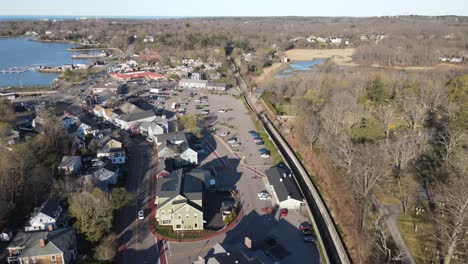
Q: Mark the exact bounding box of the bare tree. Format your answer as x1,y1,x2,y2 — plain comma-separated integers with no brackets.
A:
435,173,468,264
438,126,467,161
350,144,389,229
375,105,393,139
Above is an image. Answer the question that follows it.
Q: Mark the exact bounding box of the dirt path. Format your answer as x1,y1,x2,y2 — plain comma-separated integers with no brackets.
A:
372,197,416,264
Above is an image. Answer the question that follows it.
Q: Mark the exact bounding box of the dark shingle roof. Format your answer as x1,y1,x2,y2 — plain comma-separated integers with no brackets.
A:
266,165,303,202
39,199,61,219
8,228,75,258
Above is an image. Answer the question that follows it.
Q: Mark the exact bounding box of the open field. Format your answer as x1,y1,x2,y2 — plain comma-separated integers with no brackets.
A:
253,62,285,85
285,48,355,61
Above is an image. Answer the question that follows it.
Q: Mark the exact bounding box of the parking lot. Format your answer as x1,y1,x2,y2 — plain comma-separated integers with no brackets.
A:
163,88,320,263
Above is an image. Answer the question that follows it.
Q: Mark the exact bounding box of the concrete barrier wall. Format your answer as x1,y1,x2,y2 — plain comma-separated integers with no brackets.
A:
260,113,351,264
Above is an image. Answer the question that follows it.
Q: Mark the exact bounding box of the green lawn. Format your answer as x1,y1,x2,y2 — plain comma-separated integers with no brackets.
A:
397,211,437,264
252,119,282,164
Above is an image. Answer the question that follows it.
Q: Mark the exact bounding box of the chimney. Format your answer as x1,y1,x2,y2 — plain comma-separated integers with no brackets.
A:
39,238,46,248
48,225,54,231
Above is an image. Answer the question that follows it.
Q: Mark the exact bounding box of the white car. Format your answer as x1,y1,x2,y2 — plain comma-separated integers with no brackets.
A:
138,210,144,220
258,191,271,200
227,138,237,144
261,153,270,158
218,109,226,113
220,131,230,137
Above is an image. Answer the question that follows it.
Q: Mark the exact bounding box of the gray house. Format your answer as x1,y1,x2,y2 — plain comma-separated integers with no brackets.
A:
58,156,82,175
7,227,77,264
156,132,198,165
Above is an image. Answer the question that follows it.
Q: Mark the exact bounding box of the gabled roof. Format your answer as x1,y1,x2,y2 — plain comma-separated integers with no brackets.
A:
266,164,303,202
157,169,183,200
156,131,187,144
58,156,81,168
38,199,61,219
119,109,156,122
8,227,75,258
92,167,116,182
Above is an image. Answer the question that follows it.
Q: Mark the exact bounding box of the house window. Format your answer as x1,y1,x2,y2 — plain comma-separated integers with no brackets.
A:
162,220,170,224
51,255,57,262
178,215,181,219
186,214,190,219
194,223,198,228
194,214,197,219
161,210,165,215
176,224,181,229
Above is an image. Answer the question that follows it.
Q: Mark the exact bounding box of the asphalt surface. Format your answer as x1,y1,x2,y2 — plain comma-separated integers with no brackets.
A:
116,136,160,264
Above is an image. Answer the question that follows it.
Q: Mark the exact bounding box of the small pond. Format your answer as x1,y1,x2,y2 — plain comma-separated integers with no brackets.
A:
276,58,326,78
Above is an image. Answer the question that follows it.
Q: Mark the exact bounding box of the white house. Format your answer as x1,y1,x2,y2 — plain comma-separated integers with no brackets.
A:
77,123,97,139
266,164,304,210
206,81,228,91
330,37,343,44
97,139,126,164
25,199,64,232
140,118,169,140
113,103,157,131
179,79,208,89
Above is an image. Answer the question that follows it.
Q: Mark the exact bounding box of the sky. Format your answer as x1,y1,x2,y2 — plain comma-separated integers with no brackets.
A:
1,0,467,17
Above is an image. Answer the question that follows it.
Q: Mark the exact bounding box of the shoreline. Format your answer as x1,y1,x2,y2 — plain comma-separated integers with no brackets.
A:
29,38,76,44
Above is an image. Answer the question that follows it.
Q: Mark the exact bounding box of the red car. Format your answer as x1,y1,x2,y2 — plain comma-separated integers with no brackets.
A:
299,222,312,231
280,208,288,217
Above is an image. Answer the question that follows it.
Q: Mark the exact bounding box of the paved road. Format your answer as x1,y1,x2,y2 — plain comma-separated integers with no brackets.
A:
116,136,160,264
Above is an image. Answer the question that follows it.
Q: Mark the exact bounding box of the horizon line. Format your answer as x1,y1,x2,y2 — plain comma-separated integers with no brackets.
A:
0,14,466,18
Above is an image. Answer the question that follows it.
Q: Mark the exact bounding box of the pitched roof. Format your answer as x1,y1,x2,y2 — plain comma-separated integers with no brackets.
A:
266,164,303,202
58,156,81,168
157,169,183,199
156,131,187,144
8,228,75,258
38,199,61,219
92,167,116,182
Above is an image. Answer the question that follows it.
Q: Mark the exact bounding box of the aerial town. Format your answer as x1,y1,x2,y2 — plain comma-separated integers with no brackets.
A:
0,2,467,264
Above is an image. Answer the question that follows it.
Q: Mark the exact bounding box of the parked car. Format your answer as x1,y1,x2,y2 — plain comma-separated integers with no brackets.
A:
280,208,288,217
138,210,144,220
255,140,264,145
218,109,226,113
254,138,263,143
195,147,206,154
261,153,270,158
227,138,237,144
257,191,271,200
258,148,268,154
299,222,312,231
303,234,316,243
231,142,240,147
251,133,260,139
220,131,230,137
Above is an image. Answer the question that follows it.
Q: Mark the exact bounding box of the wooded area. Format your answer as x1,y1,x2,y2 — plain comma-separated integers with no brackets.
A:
262,64,467,263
